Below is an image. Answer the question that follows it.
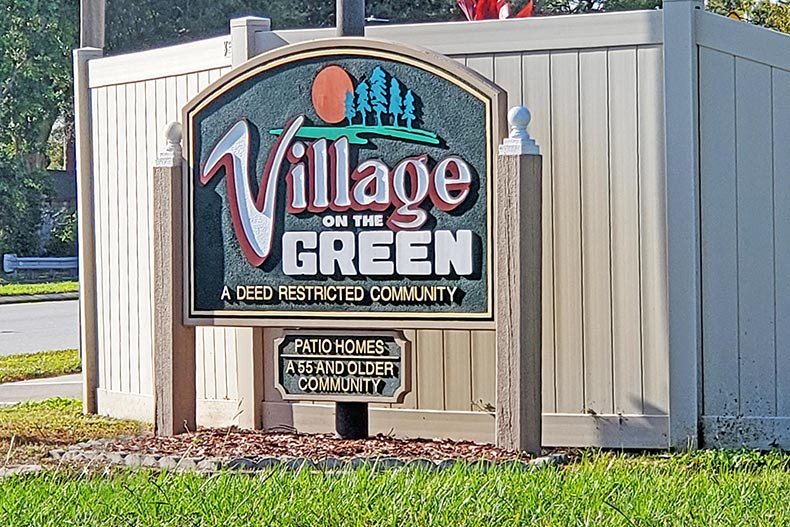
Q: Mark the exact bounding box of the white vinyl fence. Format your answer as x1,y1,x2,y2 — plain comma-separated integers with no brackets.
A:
76,4,790,448
81,10,670,447
697,12,790,448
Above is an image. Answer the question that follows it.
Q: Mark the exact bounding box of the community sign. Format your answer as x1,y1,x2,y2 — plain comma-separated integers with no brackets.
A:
274,331,410,402
183,39,505,326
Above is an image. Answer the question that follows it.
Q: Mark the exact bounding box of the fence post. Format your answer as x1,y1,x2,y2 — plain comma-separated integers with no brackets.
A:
230,16,271,68
495,106,542,455
73,46,103,414
152,123,196,436
663,0,703,450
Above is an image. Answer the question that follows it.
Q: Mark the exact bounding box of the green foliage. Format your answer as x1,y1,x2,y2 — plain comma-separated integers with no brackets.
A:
536,0,787,23
0,1,73,257
46,121,66,170
365,0,463,23
0,156,50,257
44,208,78,257
0,0,78,168
533,0,612,14
0,280,78,297
104,0,465,54
0,349,80,384
604,0,662,11
539,0,660,15
751,0,790,33
539,0,597,14
708,0,790,33
103,0,335,52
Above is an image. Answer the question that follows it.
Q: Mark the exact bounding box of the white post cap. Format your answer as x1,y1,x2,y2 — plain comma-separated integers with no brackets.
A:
499,105,540,156
155,121,182,167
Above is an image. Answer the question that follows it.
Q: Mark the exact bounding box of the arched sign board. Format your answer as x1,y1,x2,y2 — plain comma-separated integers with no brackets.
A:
183,39,506,329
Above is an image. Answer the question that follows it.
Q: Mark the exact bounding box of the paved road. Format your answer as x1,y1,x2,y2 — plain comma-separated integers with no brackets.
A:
0,300,79,356
0,374,82,404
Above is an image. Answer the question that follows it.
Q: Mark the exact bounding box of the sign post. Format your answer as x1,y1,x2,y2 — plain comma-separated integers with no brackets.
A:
153,123,197,436
495,107,542,455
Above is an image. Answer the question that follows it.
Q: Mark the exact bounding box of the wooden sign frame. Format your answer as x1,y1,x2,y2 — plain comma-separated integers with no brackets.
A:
181,38,506,330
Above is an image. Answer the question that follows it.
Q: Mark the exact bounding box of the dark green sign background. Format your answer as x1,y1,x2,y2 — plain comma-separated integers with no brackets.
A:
188,46,493,320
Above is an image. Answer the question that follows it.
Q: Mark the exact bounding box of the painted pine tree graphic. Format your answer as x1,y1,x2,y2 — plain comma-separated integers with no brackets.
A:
355,81,371,125
270,65,439,146
388,77,403,126
403,89,416,129
344,90,356,125
369,66,387,127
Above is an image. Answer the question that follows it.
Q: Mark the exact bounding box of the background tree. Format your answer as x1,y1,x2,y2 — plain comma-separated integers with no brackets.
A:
102,0,466,54
0,157,49,257
103,0,333,52
0,0,78,170
707,0,790,33
2,0,788,258
0,0,77,257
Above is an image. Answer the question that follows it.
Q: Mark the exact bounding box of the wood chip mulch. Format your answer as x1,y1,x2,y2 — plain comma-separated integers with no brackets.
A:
103,427,526,462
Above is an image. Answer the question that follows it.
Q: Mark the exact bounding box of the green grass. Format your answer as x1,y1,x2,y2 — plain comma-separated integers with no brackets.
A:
0,398,146,447
2,450,790,525
0,349,81,384
1,398,789,526
0,280,78,296
0,398,148,466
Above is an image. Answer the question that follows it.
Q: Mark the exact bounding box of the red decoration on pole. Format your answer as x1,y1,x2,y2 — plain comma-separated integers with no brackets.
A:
457,0,534,20
516,0,534,18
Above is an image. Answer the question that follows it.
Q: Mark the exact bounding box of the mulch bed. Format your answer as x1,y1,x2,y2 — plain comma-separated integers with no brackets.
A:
103,427,526,462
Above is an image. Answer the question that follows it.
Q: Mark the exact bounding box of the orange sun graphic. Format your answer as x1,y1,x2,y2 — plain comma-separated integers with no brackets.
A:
311,66,354,124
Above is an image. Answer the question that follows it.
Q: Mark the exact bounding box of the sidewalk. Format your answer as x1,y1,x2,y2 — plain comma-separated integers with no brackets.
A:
0,374,83,405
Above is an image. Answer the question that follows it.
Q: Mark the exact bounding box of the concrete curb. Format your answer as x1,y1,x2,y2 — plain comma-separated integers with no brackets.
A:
50,438,569,474
0,292,79,305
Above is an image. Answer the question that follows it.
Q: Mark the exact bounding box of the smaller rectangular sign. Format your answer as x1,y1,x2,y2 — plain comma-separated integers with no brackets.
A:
274,331,410,403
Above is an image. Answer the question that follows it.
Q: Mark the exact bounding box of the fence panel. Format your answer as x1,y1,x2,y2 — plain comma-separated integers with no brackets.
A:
698,11,790,448
89,53,231,420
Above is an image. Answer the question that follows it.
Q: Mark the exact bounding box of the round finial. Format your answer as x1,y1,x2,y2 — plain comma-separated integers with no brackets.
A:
164,122,182,145
499,105,540,156
508,106,531,130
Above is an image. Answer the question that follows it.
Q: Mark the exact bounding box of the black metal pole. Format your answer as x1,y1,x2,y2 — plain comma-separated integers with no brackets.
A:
335,402,369,439
334,0,368,440
337,0,365,37
80,0,105,48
